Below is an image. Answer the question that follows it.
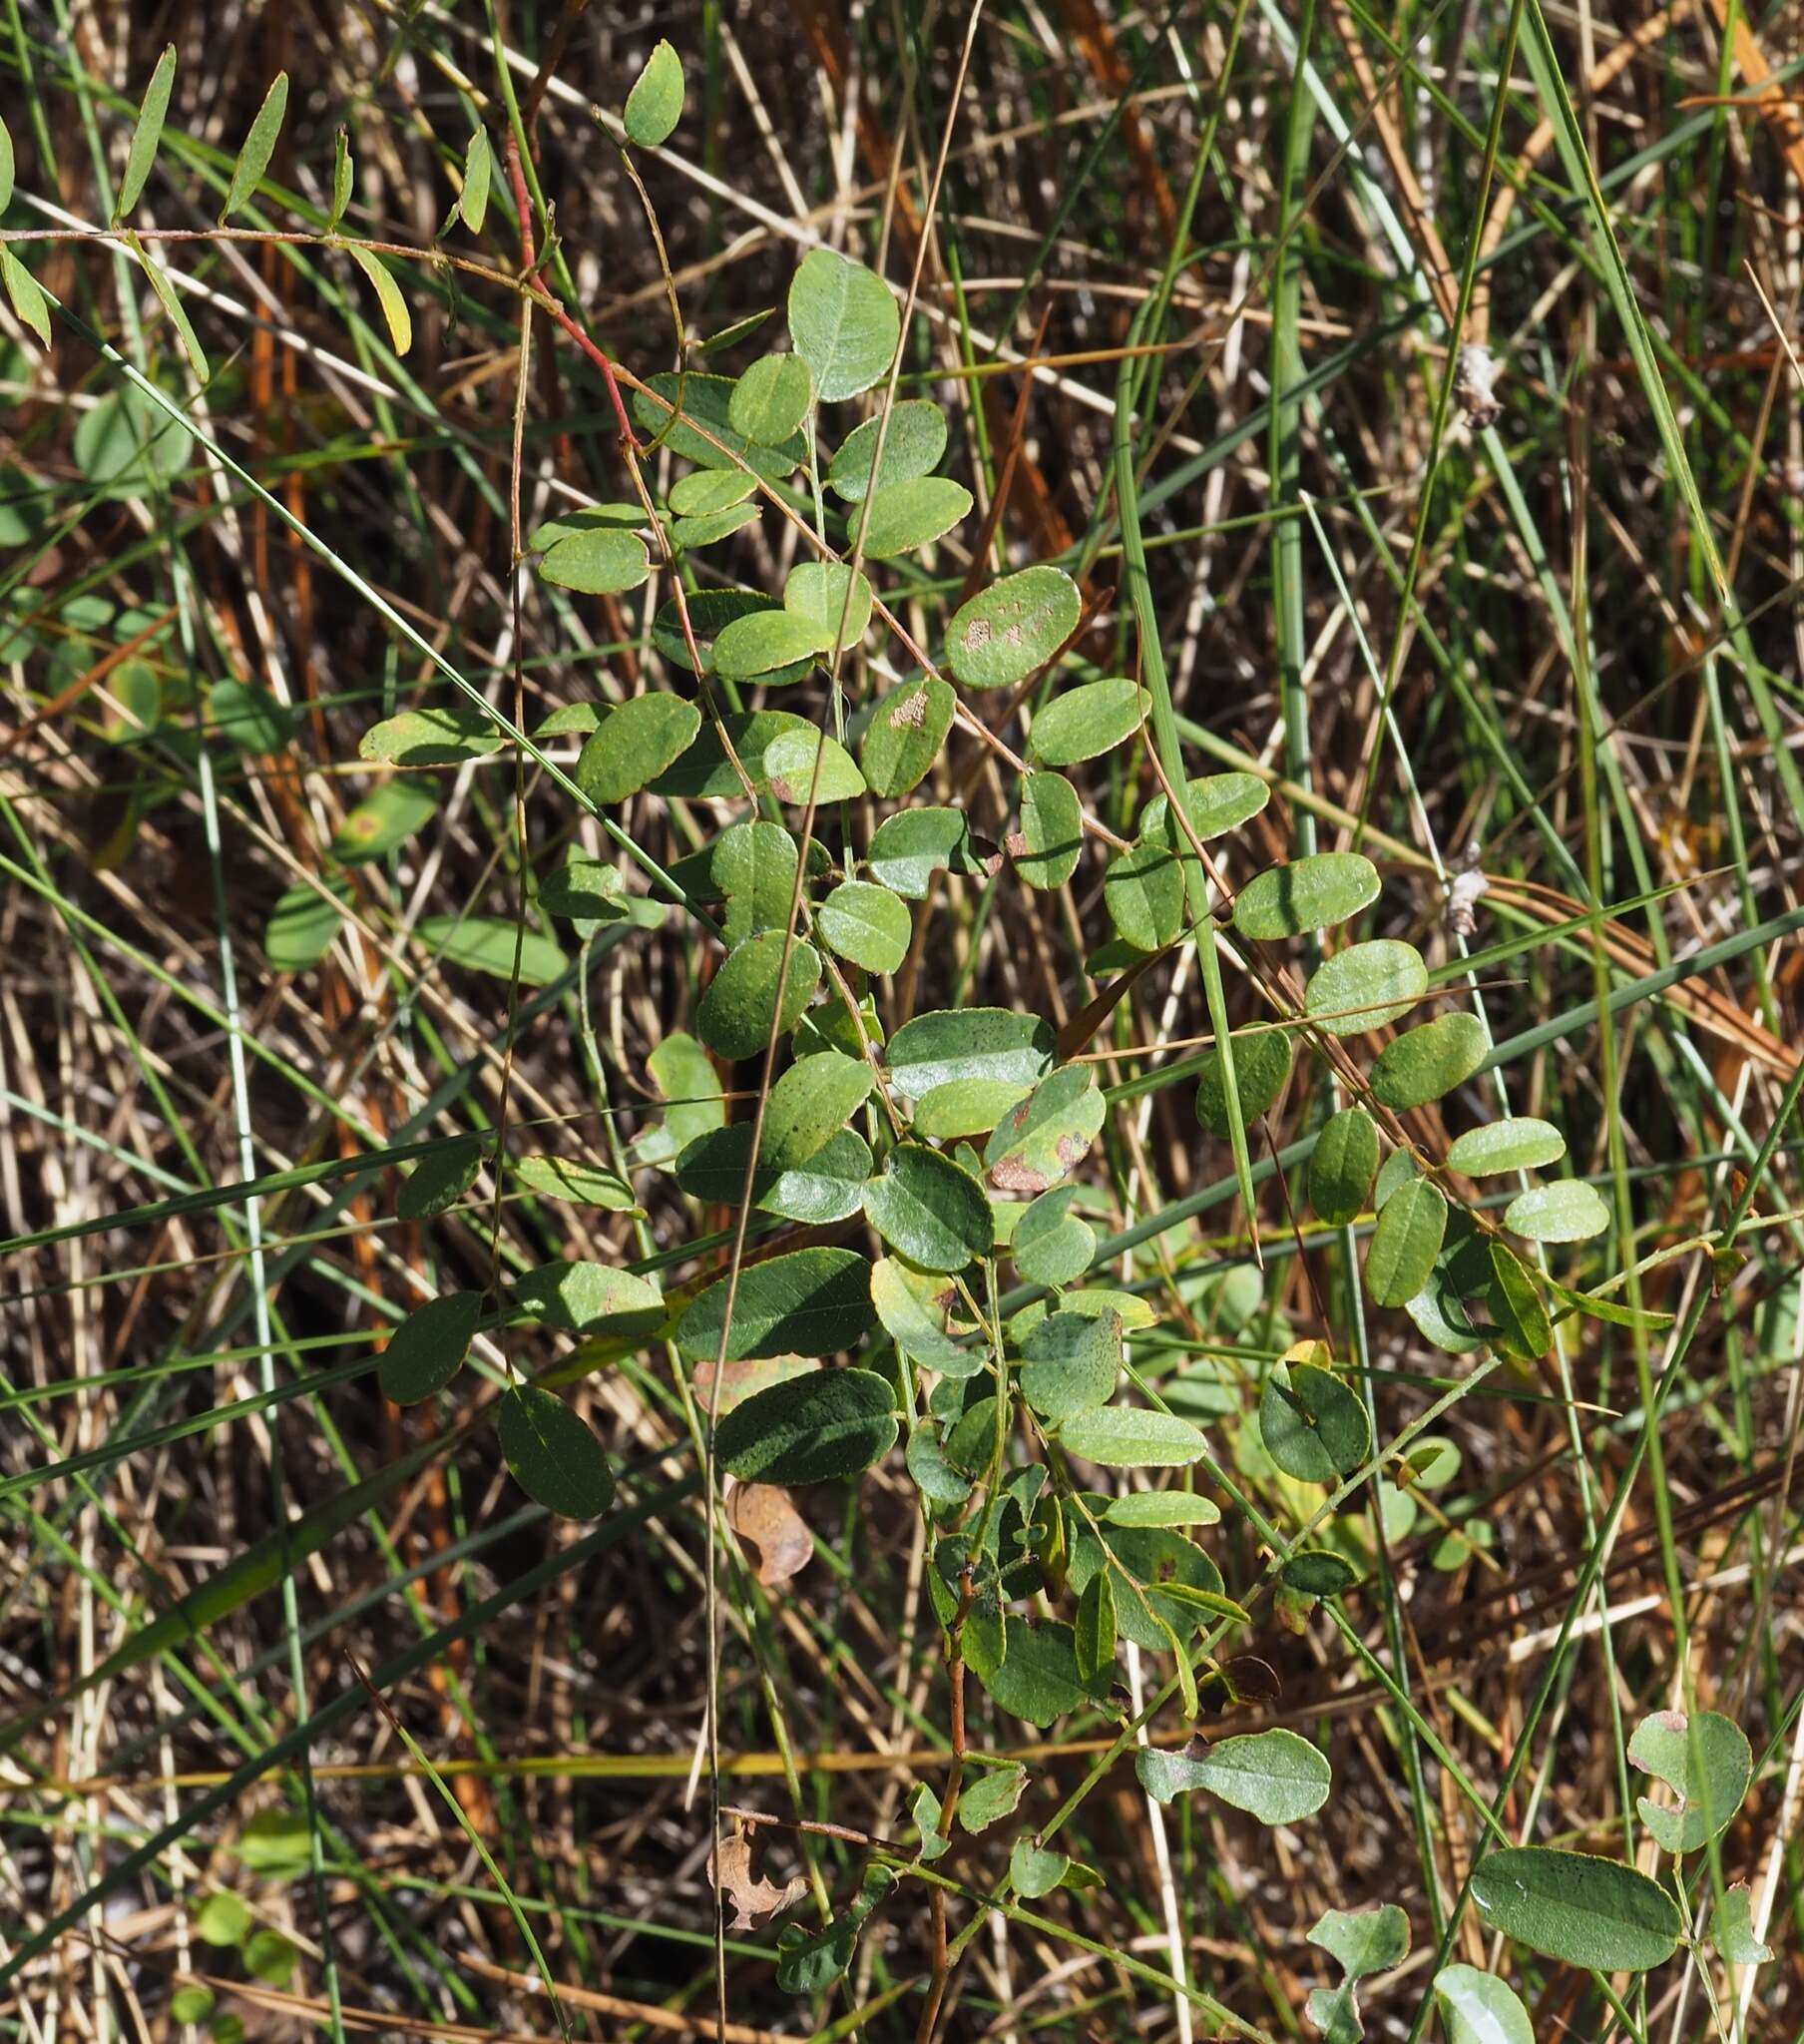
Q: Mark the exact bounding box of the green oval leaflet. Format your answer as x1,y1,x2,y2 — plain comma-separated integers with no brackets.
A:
713,819,800,943
117,45,178,220
676,1246,875,1361
264,880,350,971
862,1143,992,1272
818,878,913,975
1303,939,1428,1037
984,1063,1104,1194
860,676,954,797
499,1384,616,1520
714,1366,898,1484
673,503,758,551
861,476,973,557
576,694,701,802
1468,1846,1682,1971
512,1155,637,1210
711,608,822,682
887,1008,1055,1098
1489,1240,1553,1358
913,1076,1031,1139
1365,1177,1448,1307
867,806,983,897
539,527,651,595
870,1255,976,1376
1446,1116,1567,1177
1282,1549,1357,1596
728,351,814,444
654,590,807,682
1020,1308,1122,1421
764,727,867,804
1104,835,1185,951
359,704,502,766
1308,1107,1379,1226
623,37,685,147
1136,1729,1331,1823
979,1617,1091,1726
416,915,567,988
947,566,1081,692
669,468,755,517
1058,1404,1206,1468
1432,1966,1533,2044
378,1290,481,1405
675,1123,872,1225
652,712,862,801
457,126,492,234
1012,771,1083,890
632,371,806,478
1011,1186,1096,1287
1104,1491,1220,1529
1028,677,1148,767
222,72,288,222
510,1261,664,1334
1195,1030,1293,1137
1074,1568,1118,1686
783,562,873,650
1505,1179,1611,1244
1232,852,1380,940
787,248,900,401
538,852,631,923
1259,1359,1370,1484
760,1050,873,1170
827,398,948,500
694,930,821,1060
332,778,439,864
396,1136,482,1220
1369,1011,1490,1111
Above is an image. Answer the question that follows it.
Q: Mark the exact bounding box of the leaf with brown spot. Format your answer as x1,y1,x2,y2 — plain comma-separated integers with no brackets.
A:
727,1481,814,1588
710,1830,808,1931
